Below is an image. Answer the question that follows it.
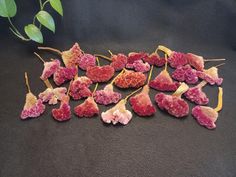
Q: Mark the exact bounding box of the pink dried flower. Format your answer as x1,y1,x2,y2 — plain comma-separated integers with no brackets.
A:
101,99,132,125
184,81,209,105
53,66,77,86
74,97,99,118
39,87,67,105
155,83,189,118
86,65,115,83
133,60,150,73
172,64,199,84
129,85,156,116
186,53,205,71
197,66,223,85
94,84,121,105
144,52,166,67
192,87,223,129
40,59,60,80
114,69,146,88
69,76,92,100
78,54,96,70
52,95,71,121
110,53,127,71
21,73,45,119
126,52,149,66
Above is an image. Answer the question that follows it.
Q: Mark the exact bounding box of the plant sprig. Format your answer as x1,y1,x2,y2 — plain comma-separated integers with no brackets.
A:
0,0,63,43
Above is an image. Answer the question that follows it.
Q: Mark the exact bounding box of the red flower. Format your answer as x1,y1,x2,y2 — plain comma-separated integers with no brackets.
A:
114,69,146,88
86,65,115,83
53,66,77,86
74,97,99,118
129,85,156,116
197,66,223,85
52,96,71,121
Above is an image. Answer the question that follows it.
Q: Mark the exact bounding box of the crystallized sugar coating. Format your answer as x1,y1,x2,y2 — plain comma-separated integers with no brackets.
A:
168,52,188,68
21,93,45,119
110,54,127,71
144,53,166,67
78,54,96,70
133,60,150,73
186,53,204,71
197,67,223,85
129,85,156,116
53,66,77,86
94,84,121,105
69,76,92,100
101,99,132,125
172,65,199,84
149,70,179,91
192,106,218,129
39,87,67,105
40,59,60,80
126,52,149,67
185,86,209,105
74,97,99,117
155,93,189,118
114,70,146,88
86,65,115,83
62,43,83,68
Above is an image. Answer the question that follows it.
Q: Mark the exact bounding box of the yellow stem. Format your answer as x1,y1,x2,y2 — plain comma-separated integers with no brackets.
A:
96,57,100,66
38,47,62,55
74,66,79,79
92,83,99,95
43,79,53,89
125,87,142,101
172,83,189,97
94,54,112,61
24,72,31,93
110,69,125,85
214,63,225,68
197,81,207,88
34,52,45,63
214,87,223,112
67,81,72,96
158,45,172,56
164,54,168,72
108,50,113,56
147,65,154,84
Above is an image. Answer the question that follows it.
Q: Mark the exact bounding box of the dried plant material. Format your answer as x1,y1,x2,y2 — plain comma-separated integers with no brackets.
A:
132,60,150,73
184,81,209,105
74,83,99,118
53,66,77,86
78,54,96,71
114,69,146,88
155,83,189,118
197,65,224,86
144,52,166,67
192,87,223,129
21,72,45,119
172,64,199,84
126,52,149,67
101,87,142,125
158,45,188,68
38,43,83,68
149,55,179,91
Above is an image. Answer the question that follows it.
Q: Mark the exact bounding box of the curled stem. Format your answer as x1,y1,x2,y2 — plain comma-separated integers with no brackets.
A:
158,45,172,56
34,52,45,63
38,47,62,55
96,57,100,66
24,72,31,93
214,87,223,112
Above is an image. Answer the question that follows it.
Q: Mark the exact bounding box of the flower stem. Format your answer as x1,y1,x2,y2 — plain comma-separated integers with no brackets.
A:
214,87,223,112
164,54,168,72
108,50,113,56
96,57,100,66
204,58,226,62
38,47,62,55
214,63,225,68
147,65,154,84
158,45,172,56
172,83,189,97
92,83,99,95
34,52,45,63
94,54,112,61
110,69,125,85
125,87,142,101
44,79,53,89
24,72,31,93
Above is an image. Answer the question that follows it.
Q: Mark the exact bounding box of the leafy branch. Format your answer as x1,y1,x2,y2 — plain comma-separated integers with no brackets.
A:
0,0,63,43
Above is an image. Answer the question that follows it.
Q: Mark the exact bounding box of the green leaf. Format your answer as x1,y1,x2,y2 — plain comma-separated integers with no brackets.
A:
24,24,43,43
36,11,55,33
0,0,17,17
49,0,63,16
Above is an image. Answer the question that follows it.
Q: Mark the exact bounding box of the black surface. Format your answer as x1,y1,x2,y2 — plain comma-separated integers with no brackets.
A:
0,0,236,177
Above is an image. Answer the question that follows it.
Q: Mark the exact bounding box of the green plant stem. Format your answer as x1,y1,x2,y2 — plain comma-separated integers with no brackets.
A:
7,17,30,41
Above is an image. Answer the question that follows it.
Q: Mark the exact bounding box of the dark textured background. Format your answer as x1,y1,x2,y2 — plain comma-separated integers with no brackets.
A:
0,0,236,177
